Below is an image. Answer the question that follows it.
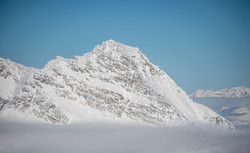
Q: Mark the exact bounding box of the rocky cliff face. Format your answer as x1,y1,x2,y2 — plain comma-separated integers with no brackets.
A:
0,40,234,130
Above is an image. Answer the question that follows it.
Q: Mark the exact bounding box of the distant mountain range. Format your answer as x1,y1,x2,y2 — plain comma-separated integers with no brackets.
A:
189,86,250,98
0,40,234,130
190,86,250,130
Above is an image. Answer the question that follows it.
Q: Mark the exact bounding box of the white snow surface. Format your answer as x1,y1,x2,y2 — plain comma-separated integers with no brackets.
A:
189,86,250,98
0,40,234,130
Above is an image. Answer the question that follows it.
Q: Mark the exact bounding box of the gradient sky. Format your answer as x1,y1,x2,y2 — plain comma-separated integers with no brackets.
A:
0,0,250,93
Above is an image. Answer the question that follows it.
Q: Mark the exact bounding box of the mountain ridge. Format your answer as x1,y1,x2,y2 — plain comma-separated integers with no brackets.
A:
0,40,234,130
189,86,250,98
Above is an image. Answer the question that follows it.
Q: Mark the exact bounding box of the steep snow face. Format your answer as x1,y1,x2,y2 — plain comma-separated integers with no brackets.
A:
0,58,69,124
0,40,234,130
189,87,250,98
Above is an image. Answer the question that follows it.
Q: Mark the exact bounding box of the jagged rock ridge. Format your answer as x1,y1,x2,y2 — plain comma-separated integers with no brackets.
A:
0,40,234,129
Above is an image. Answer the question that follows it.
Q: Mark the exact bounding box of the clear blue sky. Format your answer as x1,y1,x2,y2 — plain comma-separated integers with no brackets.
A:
0,0,250,93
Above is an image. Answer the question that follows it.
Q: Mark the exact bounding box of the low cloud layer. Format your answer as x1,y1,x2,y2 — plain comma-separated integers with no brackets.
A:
0,119,250,153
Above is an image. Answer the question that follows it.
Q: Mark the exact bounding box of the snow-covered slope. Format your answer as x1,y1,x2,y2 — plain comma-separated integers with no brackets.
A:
192,97,250,130
0,40,234,130
189,86,250,98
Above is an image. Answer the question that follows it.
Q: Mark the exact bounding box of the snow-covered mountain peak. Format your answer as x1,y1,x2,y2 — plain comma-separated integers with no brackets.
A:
101,39,119,47
92,40,141,58
0,41,234,130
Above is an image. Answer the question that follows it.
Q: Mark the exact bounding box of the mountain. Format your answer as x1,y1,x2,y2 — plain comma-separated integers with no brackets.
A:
191,96,250,130
0,40,234,130
189,86,250,98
